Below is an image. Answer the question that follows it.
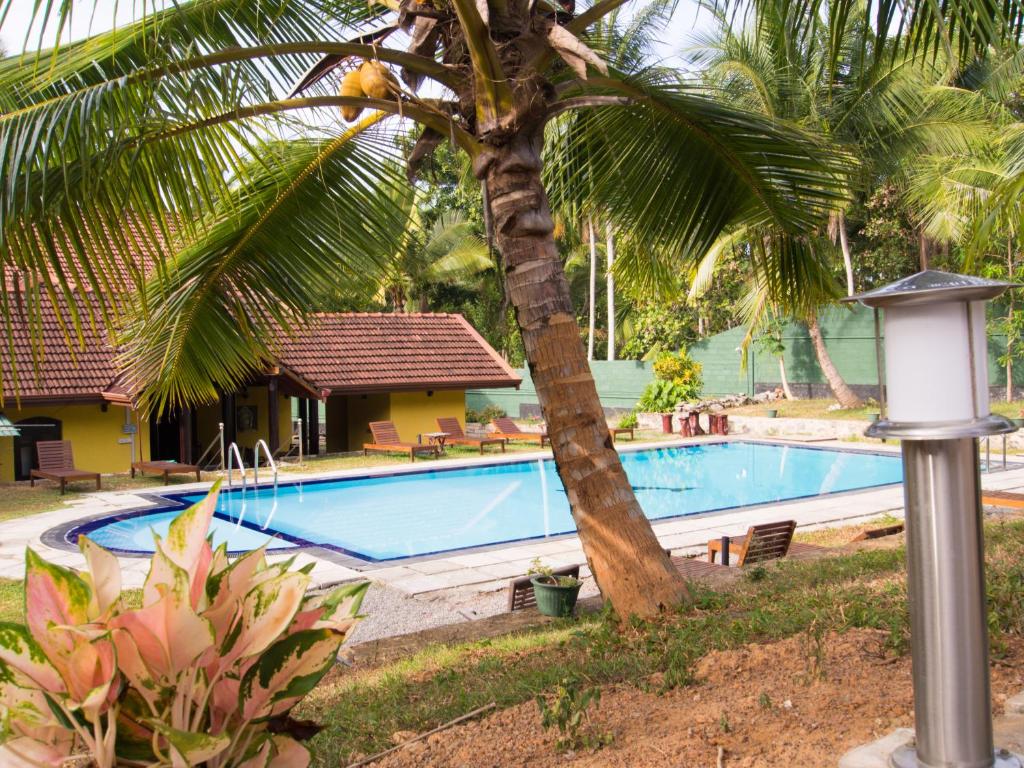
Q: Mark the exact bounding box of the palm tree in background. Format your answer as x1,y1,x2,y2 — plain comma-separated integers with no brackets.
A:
0,0,1015,615
686,0,990,407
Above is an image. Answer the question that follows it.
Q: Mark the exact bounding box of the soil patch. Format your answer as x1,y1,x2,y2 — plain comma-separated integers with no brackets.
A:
365,628,1024,768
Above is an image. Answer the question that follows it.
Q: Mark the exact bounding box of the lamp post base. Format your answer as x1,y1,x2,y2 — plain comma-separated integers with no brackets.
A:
890,746,1023,768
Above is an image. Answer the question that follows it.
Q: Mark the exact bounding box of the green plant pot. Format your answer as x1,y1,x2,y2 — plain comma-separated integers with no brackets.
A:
531,577,582,618
765,409,779,418
868,412,880,422
1012,418,1024,429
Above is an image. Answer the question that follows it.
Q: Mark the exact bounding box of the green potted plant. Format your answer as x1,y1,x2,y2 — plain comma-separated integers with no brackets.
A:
529,558,582,617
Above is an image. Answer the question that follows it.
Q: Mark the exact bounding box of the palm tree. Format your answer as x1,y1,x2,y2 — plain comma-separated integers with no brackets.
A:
0,0,1012,616
382,208,493,312
685,0,989,408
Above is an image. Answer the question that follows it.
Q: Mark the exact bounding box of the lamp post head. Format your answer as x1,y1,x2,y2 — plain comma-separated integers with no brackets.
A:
843,270,1020,440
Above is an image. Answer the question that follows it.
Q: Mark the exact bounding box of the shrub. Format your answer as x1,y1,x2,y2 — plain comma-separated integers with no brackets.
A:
651,350,703,400
466,404,506,424
0,483,367,768
636,380,692,413
617,411,638,429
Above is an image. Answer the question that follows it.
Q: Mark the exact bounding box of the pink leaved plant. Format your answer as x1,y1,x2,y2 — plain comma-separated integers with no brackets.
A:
0,482,368,767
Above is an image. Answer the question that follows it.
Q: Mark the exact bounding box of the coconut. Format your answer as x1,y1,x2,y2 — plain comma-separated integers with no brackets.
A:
359,61,399,100
339,70,364,122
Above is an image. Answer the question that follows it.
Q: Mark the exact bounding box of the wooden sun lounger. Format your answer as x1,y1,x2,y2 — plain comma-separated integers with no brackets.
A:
490,417,550,447
29,440,100,495
364,421,438,462
131,460,201,483
436,417,506,454
508,565,581,611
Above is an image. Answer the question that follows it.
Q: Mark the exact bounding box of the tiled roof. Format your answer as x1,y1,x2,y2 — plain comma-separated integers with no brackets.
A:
1,293,123,403
2,218,168,290
1,300,520,404
277,313,521,394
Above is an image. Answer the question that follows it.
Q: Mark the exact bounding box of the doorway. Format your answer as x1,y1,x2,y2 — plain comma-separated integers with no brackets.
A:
13,417,61,481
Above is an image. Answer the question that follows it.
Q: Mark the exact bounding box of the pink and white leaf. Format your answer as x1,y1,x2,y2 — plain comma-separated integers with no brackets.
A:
78,538,121,618
238,629,342,722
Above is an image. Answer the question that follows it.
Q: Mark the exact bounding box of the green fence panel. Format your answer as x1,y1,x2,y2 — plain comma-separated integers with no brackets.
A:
467,360,654,415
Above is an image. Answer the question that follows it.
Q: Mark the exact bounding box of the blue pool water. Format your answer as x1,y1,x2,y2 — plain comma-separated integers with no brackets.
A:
77,442,902,560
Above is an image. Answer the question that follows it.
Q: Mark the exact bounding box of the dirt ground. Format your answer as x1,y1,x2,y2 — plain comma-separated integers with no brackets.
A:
368,629,1024,768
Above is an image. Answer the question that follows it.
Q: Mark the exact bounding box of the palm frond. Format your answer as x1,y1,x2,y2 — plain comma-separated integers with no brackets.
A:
119,118,409,412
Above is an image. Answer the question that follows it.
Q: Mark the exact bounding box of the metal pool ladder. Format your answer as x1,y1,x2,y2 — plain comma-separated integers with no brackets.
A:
226,442,247,492
253,439,279,493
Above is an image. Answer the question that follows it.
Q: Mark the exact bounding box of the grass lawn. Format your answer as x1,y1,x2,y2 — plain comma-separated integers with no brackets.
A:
727,397,1024,423
0,578,22,623
725,398,880,420
297,517,1024,765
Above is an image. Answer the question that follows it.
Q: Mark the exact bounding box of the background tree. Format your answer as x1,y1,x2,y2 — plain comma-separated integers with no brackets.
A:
685,0,988,407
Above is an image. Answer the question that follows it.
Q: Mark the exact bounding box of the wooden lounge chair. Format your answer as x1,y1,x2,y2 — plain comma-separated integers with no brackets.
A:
490,417,549,447
29,440,100,494
508,565,581,611
436,417,506,454
131,460,201,483
364,421,439,462
707,520,798,565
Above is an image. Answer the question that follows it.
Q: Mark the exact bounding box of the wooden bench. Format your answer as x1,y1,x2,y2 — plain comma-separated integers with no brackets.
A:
981,490,1024,509
609,427,635,442
29,440,100,494
508,565,581,611
131,460,201,483
708,520,797,565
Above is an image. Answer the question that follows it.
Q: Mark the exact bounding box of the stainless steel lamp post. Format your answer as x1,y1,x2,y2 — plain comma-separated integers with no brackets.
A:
844,271,1021,768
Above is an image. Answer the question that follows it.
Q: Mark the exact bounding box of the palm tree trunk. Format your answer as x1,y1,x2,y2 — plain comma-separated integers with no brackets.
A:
606,221,616,361
480,131,688,618
807,316,862,408
837,210,854,296
778,355,797,400
587,217,597,361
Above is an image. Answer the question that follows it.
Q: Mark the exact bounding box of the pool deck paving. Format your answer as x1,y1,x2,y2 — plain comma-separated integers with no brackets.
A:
2,436,1023,602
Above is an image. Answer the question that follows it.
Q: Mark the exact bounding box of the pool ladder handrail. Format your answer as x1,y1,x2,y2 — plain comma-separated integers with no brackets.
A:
226,442,247,493
253,439,279,494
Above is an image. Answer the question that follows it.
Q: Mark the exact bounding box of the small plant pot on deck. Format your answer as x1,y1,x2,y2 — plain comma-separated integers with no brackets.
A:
868,412,880,422
660,413,674,433
531,577,582,617
765,409,779,418
1012,417,1024,429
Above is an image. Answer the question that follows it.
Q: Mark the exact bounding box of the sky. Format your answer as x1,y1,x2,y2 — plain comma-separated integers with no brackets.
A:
0,0,716,63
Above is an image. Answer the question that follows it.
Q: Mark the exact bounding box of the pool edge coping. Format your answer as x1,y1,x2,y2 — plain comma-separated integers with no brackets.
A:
43,436,919,569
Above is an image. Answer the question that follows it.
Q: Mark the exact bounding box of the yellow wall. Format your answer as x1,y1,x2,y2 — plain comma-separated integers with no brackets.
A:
388,390,465,444
346,394,390,450
0,404,151,482
0,436,12,483
193,387,294,455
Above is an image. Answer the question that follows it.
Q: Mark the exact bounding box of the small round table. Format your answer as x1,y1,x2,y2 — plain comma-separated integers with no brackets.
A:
423,431,450,454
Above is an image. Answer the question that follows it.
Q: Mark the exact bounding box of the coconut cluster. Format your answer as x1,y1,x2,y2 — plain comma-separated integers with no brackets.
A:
339,61,400,122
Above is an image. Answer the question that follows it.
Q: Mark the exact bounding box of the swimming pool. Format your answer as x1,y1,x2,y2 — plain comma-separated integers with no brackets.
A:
71,442,902,561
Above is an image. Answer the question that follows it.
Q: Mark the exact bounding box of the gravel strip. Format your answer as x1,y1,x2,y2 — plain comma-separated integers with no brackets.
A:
345,576,602,646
